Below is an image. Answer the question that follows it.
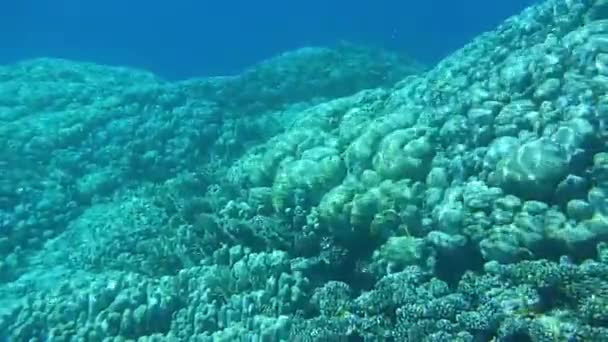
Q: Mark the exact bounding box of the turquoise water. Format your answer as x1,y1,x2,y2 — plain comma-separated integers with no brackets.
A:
1,0,534,79
1,0,608,341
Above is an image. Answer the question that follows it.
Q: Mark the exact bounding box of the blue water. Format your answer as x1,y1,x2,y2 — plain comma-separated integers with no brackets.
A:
8,1,608,341
1,0,535,79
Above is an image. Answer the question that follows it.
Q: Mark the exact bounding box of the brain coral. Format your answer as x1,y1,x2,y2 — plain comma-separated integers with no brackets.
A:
272,147,346,212
491,138,570,200
372,127,435,181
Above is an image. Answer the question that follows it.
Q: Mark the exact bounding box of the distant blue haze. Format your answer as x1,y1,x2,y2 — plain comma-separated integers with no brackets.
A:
1,0,536,80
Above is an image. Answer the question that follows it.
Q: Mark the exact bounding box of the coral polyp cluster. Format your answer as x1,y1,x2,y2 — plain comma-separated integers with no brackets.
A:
1,1,608,340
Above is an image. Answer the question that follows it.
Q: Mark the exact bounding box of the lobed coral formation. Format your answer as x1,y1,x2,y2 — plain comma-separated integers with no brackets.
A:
1,0,608,340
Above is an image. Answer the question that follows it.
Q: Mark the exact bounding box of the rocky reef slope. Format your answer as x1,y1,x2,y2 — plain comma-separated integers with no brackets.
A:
1,1,608,341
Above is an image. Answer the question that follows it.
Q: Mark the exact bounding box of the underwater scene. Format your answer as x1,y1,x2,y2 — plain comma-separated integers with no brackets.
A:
2,0,608,341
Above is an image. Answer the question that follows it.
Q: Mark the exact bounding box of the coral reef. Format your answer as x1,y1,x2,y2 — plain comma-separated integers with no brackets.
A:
1,0,608,340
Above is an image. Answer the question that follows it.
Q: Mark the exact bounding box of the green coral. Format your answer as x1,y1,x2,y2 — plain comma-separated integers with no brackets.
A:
491,138,570,200
271,149,345,213
372,127,435,181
